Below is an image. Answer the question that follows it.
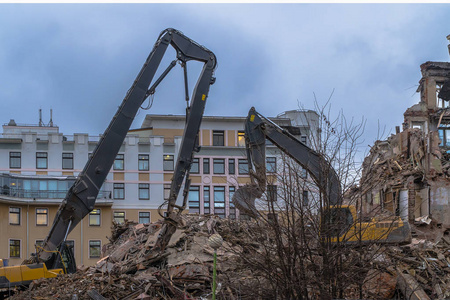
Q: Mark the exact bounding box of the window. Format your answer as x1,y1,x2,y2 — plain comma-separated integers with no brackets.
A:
412,122,424,130
138,154,149,171
213,131,225,146
203,158,210,174
214,186,225,218
229,186,236,219
66,240,75,256
35,240,44,248
62,153,74,169
114,154,124,170
238,159,249,175
113,183,125,199
89,240,101,258
36,208,48,226
439,123,450,148
213,159,225,174
9,152,21,169
36,152,48,169
204,186,210,214
113,211,125,224
267,185,277,202
237,131,245,147
139,212,150,224
164,184,171,200
9,240,20,258
228,159,235,175
189,186,200,211
190,158,199,174
323,207,353,238
214,186,225,208
303,190,309,206
229,186,236,206
9,207,20,225
139,183,150,200
301,167,308,179
300,136,307,144
266,157,277,173
436,82,449,108
163,155,174,171
89,209,101,226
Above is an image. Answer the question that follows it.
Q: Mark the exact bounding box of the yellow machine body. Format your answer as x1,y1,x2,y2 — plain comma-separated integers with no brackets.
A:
325,205,412,245
0,263,63,290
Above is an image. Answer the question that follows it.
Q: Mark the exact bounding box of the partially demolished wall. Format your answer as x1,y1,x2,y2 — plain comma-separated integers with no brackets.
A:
360,128,450,226
361,59,450,229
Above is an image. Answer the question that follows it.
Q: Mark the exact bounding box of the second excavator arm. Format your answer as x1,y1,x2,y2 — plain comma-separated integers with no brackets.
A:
232,107,342,216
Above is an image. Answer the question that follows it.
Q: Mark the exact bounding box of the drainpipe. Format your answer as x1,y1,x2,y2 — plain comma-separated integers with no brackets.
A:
80,218,83,265
26,204,29,258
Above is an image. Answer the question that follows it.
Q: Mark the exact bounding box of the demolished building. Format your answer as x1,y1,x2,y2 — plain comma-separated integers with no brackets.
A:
361,37,450,230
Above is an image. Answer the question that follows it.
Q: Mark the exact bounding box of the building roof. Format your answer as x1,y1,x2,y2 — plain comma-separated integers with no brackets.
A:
141,114,292,128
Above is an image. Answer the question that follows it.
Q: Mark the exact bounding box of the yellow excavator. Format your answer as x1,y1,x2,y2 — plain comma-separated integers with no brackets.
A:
232,107,411,245
0,28,216,298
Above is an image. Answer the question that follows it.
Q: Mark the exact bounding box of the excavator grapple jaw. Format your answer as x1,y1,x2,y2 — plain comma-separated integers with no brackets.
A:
232,184,261,217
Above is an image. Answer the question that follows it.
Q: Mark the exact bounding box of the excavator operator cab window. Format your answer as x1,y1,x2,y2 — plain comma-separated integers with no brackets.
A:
323,207,353,238
60,242,76,274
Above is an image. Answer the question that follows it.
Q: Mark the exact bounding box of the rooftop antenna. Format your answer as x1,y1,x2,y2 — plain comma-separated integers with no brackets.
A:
447,34,450,57
39,109,44,127
49,109,53,127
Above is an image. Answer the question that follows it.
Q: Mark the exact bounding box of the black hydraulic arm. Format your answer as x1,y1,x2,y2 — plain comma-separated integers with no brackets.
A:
37,28,216,262
233,107,341,216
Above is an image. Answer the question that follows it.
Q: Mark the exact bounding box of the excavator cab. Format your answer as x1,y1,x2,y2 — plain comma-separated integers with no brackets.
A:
51,242,76,274
322,206,354,239
32,241,76,275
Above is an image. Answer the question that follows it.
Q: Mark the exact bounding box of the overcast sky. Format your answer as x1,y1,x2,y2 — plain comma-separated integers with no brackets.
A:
1,3,449,156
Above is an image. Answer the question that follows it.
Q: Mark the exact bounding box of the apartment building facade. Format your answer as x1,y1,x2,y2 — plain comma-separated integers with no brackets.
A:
0,109,316,266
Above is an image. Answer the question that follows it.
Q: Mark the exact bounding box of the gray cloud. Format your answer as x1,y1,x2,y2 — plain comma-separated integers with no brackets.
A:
0,3,449,155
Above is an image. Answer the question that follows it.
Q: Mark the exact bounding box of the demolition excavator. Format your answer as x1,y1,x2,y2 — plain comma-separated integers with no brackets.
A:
232,107,411,245
0,28,216,296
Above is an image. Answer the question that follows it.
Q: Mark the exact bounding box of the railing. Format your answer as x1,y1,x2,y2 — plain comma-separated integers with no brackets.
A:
2,122,58,127
0,187,112,200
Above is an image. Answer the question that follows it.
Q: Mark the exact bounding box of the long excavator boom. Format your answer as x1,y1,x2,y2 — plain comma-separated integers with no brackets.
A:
37,28,216,263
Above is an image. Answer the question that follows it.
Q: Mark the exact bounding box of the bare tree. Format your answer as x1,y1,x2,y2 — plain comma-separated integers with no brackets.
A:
219,100,404,299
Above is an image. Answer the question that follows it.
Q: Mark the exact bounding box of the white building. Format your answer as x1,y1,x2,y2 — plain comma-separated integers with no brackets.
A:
0,108,317,265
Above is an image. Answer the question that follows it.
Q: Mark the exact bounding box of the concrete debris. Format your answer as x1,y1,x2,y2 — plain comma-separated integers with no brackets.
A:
10,216,229,300
362,269,397,299
416,215,433,225
359,126,450,230
9,215,450,299
384,237,450,299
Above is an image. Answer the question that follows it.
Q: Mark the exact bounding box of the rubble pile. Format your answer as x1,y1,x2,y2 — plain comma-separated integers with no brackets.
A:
359,126,450,228
12,215,242,300
10,215,450,299
361,128,443,188
381,237,450,300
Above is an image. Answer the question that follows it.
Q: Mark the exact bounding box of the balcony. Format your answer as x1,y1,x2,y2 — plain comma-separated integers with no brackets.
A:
0,186,112,200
